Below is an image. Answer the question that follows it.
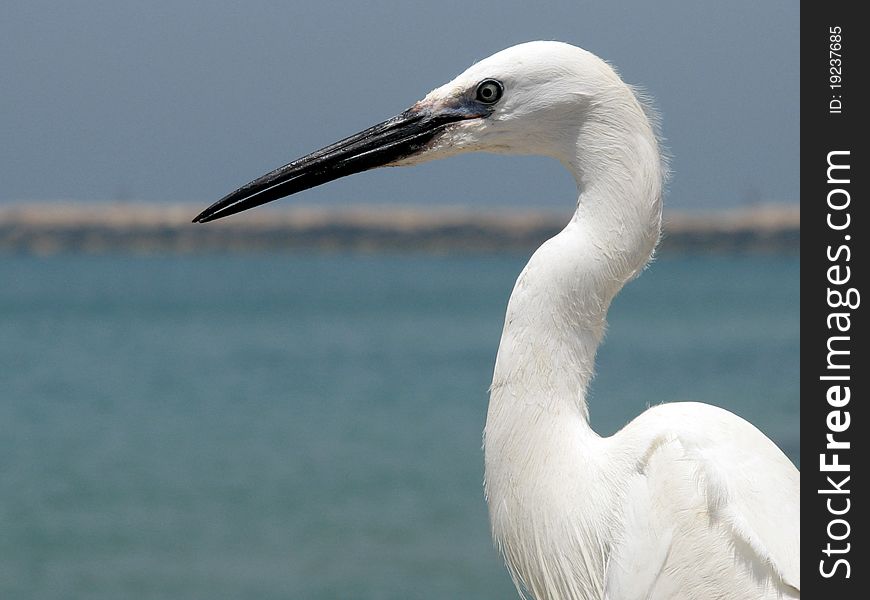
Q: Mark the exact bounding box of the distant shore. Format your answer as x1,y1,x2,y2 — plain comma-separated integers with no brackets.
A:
0,203,799,255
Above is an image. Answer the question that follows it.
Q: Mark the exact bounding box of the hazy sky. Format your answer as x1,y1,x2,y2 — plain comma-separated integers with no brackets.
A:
2,1,798,212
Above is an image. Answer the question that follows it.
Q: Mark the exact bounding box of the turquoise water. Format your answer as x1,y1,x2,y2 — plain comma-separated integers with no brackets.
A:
1,254,799,599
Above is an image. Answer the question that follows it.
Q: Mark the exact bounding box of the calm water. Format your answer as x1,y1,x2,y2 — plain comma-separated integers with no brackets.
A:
1,253,799,599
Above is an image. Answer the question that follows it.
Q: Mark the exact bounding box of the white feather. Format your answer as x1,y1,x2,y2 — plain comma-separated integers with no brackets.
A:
406,42,800,600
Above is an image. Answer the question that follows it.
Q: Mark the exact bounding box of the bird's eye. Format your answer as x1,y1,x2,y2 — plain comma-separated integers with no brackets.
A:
475,79,504,104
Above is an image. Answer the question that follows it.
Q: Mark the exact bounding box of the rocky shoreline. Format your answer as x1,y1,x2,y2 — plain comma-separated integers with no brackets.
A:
0,203,799,255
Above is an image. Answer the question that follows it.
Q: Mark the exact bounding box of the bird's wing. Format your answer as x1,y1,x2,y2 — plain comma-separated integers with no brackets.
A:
604,402,800,600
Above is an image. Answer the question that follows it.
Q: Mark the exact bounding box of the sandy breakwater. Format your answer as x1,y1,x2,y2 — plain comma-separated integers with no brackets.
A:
0,203,798,255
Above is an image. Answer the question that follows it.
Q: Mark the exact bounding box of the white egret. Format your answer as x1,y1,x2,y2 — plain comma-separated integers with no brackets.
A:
194,41,800,600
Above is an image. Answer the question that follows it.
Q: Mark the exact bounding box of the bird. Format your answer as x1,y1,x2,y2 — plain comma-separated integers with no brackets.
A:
194,41,800,600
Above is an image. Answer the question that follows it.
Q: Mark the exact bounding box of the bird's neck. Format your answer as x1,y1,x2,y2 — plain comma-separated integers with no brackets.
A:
486,105,663,439
483,110,663,597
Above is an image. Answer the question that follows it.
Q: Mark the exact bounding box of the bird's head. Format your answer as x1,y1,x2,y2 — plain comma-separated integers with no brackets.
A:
399,41,620,163
193,41,628,223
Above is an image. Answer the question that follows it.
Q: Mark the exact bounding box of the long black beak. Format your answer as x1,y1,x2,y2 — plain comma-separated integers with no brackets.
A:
193,105,480,223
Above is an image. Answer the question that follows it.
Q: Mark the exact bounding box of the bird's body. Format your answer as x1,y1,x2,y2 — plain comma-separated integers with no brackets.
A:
195,41,800,600
487,396,800,599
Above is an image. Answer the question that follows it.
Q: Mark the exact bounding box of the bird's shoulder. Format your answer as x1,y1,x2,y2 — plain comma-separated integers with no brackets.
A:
603,401,800,599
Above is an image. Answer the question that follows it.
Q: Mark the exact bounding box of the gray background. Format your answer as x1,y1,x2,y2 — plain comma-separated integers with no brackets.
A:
1,1,798,212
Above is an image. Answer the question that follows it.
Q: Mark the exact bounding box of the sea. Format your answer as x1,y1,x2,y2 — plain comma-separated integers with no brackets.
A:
1,253,799,599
